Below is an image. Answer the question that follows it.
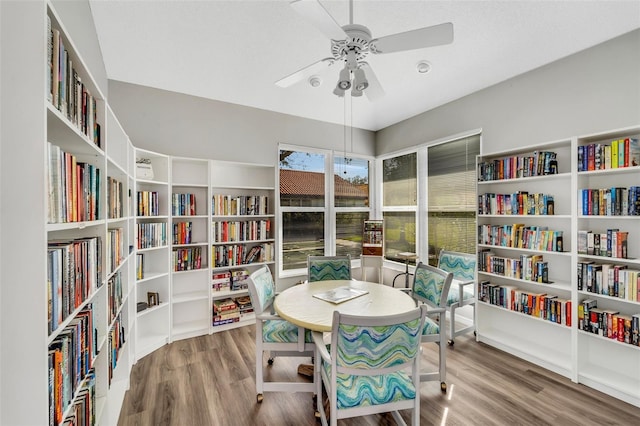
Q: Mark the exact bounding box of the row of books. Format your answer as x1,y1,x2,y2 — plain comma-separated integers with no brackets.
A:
58,372,95,426
212,270,250,292
106,228,124,274
171,193,197,216
577,137,639,172
212,194,269,216
48,237,102,335
107,177,124,220
47,143,101,224
48,16,101,147
578,262,640,301
577,229,629,259
48,305,96,426
579,186,640,216
478,224,564,252
172,221,193,245
478,192,555,216
107,272,123,324
172,247,203,272
579,299,640,346
211,219,271,243
137,191,160,217
107,315,126,385
477,151,558,181
212,243,274,268
136,222,167,250
212,296,254,326
478,250,550,284
478,281,571,326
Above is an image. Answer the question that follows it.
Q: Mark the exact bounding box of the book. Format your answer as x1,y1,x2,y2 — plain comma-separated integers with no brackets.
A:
312,286,368,304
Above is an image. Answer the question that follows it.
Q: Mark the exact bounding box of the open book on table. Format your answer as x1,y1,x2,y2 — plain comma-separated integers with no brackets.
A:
312,286,369,304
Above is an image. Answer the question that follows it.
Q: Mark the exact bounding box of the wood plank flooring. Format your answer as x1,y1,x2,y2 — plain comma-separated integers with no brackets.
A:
118,326,640,425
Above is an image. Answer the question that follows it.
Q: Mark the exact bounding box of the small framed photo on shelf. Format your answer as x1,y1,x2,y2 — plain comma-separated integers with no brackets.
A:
147,292,160,306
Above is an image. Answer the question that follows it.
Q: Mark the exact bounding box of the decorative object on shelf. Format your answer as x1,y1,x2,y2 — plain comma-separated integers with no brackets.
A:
147,292,160,306
137,302,148,312
136,158,154,180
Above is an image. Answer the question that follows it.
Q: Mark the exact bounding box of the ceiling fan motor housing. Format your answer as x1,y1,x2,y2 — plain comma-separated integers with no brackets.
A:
331,24,372,64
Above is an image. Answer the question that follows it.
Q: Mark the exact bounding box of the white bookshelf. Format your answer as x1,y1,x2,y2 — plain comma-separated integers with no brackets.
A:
476,137,574,378
170,156,211,341
0,2,136,424
476,127,640,408
574,126,640,406
134,148,171,360
210,161,276,333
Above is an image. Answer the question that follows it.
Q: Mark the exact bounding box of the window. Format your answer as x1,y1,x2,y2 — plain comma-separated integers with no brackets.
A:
382,153,417,261
427,135,480,265
279,147,372,274
280,150,326,271
334,155,370,259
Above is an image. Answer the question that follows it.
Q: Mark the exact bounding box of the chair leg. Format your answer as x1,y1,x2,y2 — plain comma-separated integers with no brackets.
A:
449,301,459,346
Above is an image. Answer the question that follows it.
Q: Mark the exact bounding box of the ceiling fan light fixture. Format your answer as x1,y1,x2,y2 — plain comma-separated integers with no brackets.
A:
337,66,352,90
417,60,432,74
353,68,368,91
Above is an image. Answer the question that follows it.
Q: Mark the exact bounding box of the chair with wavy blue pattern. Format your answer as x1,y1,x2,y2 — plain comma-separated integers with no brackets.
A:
246,265,315,402
437,249,477,345
312,304,427,426
308,255,352,282
409,262,453,392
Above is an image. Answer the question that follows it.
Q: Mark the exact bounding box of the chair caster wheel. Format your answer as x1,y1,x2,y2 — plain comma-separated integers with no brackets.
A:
257,394,264,403
448,339,454,346
440,382,447,393
267,358,274,365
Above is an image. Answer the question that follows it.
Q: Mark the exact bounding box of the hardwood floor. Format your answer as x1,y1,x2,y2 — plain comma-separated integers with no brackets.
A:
118,326,640,425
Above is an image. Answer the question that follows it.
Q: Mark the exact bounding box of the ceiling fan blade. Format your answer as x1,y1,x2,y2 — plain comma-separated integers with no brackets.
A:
360,63,384,101
371,22,453,54
290,0,347,41
275,58,335,88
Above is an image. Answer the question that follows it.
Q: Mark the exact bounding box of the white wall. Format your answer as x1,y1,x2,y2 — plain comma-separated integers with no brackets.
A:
108,81,376,164
376,29,640,155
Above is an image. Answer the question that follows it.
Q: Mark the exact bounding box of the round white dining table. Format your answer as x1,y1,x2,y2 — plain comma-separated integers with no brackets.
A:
273,279,417,332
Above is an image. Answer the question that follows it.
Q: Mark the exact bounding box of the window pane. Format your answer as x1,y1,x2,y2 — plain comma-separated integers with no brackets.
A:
282,212,324,271
334,157,369,207
336,212,369,258
428,212,476,266
427,136,480,265
280,150,325,207
383,212,416,261
383,153,417,206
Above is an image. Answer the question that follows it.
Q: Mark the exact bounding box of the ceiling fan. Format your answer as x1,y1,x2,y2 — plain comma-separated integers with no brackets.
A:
275,0,454,100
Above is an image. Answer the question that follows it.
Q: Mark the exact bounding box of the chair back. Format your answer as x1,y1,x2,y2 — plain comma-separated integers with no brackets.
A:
330,305,427,374
246,265,276,315
411,262,453,309
360,254,383,283
308,255,351,282
437,250,476,282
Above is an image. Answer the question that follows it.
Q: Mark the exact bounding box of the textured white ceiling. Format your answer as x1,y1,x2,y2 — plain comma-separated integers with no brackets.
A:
89,0,640,131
